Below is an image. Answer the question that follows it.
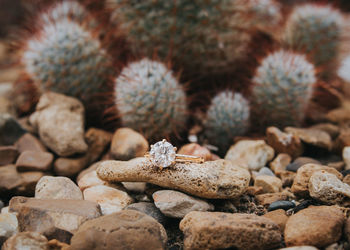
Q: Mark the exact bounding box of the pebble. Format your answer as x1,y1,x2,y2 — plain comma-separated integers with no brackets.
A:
0,213,18,245
16,151,53,172
0,165,23,192
256,167,275,176
122,182,147,193
285,127,332,150
178,143,212,161
152,190,214,218
263,209,288,232
76,162,99,182
69,210,167,250
225,140,274,171
280,171,296,187
97,158,250,199
270,153,292,176
286,157,321,172
16,171,44,195
310,123,340,139
35,176,83,200
343,174,350,186
83,185,133,215
284,206,345,248
2,232,49,250
343,146,350,170
180,211,281,250
126,202,168,226
268,200,296,211
0,113,26,145
29,92,88,157
54,157,87,177
254,175,282,193
110,127,149,160
0,146,18,165
15,133,46,153
77,170,105,191
255,191,295,206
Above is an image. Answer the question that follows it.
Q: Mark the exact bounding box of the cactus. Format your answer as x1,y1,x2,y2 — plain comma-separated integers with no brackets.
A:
114,58,187,140
252,50,316,128
203,91,250,152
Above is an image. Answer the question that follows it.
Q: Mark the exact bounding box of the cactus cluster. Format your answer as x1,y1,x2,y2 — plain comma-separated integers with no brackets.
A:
114,59,187,140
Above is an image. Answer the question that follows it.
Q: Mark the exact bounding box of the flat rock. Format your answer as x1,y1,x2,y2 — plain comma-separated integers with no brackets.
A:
180,211,281,250
152,190,214,218
225,140,274,170
16,151,53,172
254,175,282,193
178,143,212,161
29,92,88,157
286,157,321,172
270,153,292,176
0,146,18,165
15,133,46,153
2,232,49,250
285,127,332,150
263,209,288,232
76,162,99,182
9,196,101,243
0,113,26,146
0,165,23,193
96,158,250,199
126,202,168,225
110,127,148,160
284,206,345,248
35,176,83,200
0,213,18,245
69,210,167,250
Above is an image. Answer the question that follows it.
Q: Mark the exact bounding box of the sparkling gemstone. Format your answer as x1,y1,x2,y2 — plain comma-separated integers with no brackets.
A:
149,140,176,168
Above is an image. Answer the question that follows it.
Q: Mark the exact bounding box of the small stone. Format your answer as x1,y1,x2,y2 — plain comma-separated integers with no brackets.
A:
255,191,295,206
284,206,345,248
266,127,303,158
286,157,321,172
35,176,83,200
0,165,23,193
310,123,340,139
343,174,350,186
76,162,99,182
257,167,275,177
15,133,46,153
78,170,105,191
0,146,18,165
178,143,212,161
110,127,148,161
152,190,214,218
83,185,133,215
0,113,26,146
309,170,350,204
69,210,167,250
53,157,86,177
285,127,332,150
268,200,296,211
263,209,288,232
225,140,274,171
16,151,53,172
180,211,281,250
122,182,147,193
270,153,292,176
0,213,18,245
29,92,88,157
16,171,44,195
280,171,296,187
126,202,168,226
327,161,344,172
334,127,350,152
2,232,48,250
343,146,350,170
254,175,282,193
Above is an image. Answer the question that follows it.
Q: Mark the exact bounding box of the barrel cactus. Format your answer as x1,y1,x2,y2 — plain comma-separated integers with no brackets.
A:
252,50,316,128
114,58,187,140
203,91,250,152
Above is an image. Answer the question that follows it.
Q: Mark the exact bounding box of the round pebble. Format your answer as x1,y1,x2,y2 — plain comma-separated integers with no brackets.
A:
268,200,296,212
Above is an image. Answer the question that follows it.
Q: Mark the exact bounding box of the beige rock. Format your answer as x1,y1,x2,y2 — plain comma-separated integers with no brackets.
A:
17,171,45,195
180,211,281,250
122,182,147,193
178,143,212,161
225,140,274,170
280,171,296,187
280,247,318,250
284,206,344,248
35,176,83,200
0,213,18,244
78,170,105,191
291,164,342,197
76,162,99,182
29,92,88,157
343,174,350,186
0,165,23,192
270,153,292,176
255,191,295,206
327,161,344,172
15,133,47,153
96,158,250,199
263,209,288,232
83,185,133,215
254,175,282,193
285,127,332,150
16,151,53,172
3,232,49,250
343,146,350,170
310,123,340,139
110,128,148,160
54,158,86,177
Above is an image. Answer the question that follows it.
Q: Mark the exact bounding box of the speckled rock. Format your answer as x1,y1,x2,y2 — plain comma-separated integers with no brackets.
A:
126,202,168,225
16,151,53,172
0,213,18,245
254,175,282,193
285,127,332,150
2,232,49,250
29,92,87,157
180,211,281,250
15,133,46,153
0,146,18,165
178,143,212,161
263,209,288,232
225,140,274,170
96,158,250,199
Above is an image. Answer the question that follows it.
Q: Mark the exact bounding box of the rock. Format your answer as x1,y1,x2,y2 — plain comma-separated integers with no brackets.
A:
291,164,343,197
225,140,274,170
2,232,49,250
280,247,318,250
110,128,149,160
126,202,168,226
96,158,250,199
122,182,147,193
256,167,275,177
270,153,292,176
255,191,295,206
343,146,350,170
344,217,350,243
286,157,321,172
178,143,212,161
16,151,53,172
266,127,303,158
70,210,167,250
310,123,340,139
15,133,46,153
308,170,350,204
0,213,18,245
343,174,350,186
35,176,83,200
263,209,288,232
17,171,45,195
152,190,214,218
284,127,332,150
0,113,26,146
1,206,9,214
9,196,101,243
254,175,282,193
0,200,3,210
78,170,105,191
48,239,69,250
284,206,345,248
76,162,99,182
268,200,296,211
0,165,22,193
327,161,344,172
0,146,18,165
54,157,86,177
180,211,281,250
83,185,133,215
29,92,87,157
334,126,350,152
280,171,296,187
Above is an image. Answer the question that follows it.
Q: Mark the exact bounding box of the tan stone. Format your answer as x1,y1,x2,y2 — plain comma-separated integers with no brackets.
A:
3,232,49,250
310,123,340,139
0,146,18,165
254,175,282,193
16,151,53,172
343,146,350,170
343,174,350,186
16,171,45,195
178,143,212,161
270,153,292,176
0,165,23,192
76,162,99,182
285,127,332,150
78,170,105,191
255,191,295,206
263,209,288,232
280,171,296,187
15,133,47,153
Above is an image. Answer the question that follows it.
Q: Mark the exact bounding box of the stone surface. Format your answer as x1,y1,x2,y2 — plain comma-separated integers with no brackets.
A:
77,170,105,191
254,175,282,193
266,126,303,158
9,196,101,243
285,127,332,150
15,133,46,153
0,146,18,165
310,123,340,139
270,153,292,176
256,167,275,177
0,213,18,245
280,171,296,187
126,202,168,226
83,185,133,215
70,210,167,250
122,182,147,193
16,151,53,172
76,162,99,182
180,211,281,250
268,200,295,211
35,176,83,200
291,164,343,197
96,158,250,199
152,190,214,218
16,171,45,195
110,127,148,161
280,247,318,250
2,232,49,250
225,140,274,170
0,165,22,192
178,143,212,161
0,113,26,146
284,206,345,248
286,157,321,172
343,146,350,170
263,209,288,232
308,170,350,204
343,174,350,186
255,191,295,206
344,217,350,243
29,92,88,157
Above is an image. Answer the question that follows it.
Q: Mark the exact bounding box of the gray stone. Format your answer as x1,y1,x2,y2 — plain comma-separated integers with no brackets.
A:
0,213,18,245
126,202,168,226
286,157,321,172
